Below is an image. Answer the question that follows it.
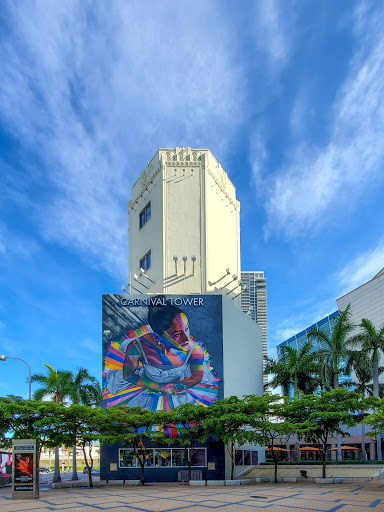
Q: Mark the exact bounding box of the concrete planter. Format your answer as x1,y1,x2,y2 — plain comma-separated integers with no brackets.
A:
123,480,141,486
52,482,71,489
189,481,206,486
225,480,240,485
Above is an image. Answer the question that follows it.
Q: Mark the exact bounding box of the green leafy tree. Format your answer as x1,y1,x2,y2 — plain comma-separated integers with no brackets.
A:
38,403,105,488
347,319,384,460
66,369,102,480
363,397,384,451
0,399,65,456
31,364,73,482
165,403,208,481
287,388,365,478
309,306,354,461
244,394,294,483
103,407,168,485
204,396,249,480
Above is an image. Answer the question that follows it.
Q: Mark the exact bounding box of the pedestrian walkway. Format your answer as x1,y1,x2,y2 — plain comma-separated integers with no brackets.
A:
1,481,384,512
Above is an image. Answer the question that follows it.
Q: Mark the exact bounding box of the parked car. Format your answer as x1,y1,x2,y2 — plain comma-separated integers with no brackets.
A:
39,467,53,473
82,467,100,475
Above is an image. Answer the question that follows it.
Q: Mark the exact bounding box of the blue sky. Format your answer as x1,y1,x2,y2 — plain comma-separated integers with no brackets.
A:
1,1,384,399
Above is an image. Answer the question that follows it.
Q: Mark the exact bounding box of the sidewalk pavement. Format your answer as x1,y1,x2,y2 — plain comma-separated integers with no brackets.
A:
0,481,384,512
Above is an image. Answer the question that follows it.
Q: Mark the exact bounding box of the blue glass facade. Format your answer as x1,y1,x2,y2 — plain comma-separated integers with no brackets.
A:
277,311,340,357
276,310,351,387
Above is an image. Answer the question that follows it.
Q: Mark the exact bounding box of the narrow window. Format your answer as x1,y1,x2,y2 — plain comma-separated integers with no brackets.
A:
140,250,151,271
139,202,151,229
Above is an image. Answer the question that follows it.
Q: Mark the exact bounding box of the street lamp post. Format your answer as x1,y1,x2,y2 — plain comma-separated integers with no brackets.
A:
0,355,32,400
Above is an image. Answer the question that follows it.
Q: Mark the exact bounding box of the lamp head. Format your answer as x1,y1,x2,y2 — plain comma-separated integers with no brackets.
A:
133,273,139,280
226,268,230,274
191,255,196,262
232,275,238,280
182,255,187,261
121,285,126,291
208,281,213,286
0,355,6,361
140,268,145,275
173,255,178,261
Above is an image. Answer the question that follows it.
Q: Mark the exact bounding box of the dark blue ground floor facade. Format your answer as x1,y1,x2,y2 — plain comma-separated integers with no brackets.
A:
100,439,225,482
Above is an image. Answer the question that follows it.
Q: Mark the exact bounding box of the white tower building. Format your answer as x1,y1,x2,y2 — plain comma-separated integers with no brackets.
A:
240,271,268,384
128,147,241,297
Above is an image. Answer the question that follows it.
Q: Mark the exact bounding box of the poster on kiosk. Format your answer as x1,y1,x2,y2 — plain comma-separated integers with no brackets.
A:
12,439,39,500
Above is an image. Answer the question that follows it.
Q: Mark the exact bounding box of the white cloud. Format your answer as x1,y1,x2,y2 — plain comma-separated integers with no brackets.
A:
263,3,384,238
336,241,384,296
0,1,245,278
253,0,292,68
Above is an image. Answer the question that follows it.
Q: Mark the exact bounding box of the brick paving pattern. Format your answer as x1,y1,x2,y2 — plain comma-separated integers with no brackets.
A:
1,481,384,512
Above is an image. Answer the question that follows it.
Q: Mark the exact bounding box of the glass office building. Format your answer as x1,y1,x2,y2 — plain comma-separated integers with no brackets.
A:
277,311,340,358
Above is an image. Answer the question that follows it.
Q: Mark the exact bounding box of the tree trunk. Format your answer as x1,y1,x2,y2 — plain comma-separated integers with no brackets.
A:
71,444,78,480
294,434,300,462
274,456,278,483
187,442,195,481
322,444,326,478
333,373,339,390
230,441,235,481
336,434,342,461
373,361,379,397
139,459,145,485
361,423,367,461
82,445,93,488
53,446,61,483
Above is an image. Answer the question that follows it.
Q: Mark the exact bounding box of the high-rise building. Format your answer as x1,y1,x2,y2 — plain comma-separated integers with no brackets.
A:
240,271,268,383
101,147,265,482
128,147,241,298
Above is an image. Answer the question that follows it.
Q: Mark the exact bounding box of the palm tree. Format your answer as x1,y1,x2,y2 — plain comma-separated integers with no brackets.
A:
308,305,353,390
347,319,384,399
308,305,354,460
264,341,320,461
31,364,73,482
67,369,102,480
347,319,384,460
264,341,320,397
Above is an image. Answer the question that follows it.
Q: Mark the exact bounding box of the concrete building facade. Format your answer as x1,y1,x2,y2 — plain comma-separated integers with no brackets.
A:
337,267,384,336
128,147,241,299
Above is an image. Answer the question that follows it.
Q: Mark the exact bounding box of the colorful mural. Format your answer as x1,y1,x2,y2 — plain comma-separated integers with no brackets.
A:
0,453,12,477
102,295,223,411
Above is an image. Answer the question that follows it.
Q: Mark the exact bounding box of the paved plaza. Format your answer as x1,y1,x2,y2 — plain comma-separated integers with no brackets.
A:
1,481,384,512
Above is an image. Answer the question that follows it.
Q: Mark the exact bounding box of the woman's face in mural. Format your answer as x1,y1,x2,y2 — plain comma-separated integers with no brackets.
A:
164,312,192,348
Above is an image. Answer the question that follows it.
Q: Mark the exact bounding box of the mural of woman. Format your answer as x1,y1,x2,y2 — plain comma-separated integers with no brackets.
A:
103,298,221,411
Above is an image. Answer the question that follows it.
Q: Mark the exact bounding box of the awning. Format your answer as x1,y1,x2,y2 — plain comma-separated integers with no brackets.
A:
329,446,360,451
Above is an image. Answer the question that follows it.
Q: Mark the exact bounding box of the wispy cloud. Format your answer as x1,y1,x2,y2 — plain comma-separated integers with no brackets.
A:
336,240,384,297
253,0,293,68
0,1,245,278
262,2,384,239
269,297,338,354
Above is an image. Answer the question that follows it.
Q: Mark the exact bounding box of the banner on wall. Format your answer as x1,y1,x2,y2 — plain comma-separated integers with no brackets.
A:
102,294,223,412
